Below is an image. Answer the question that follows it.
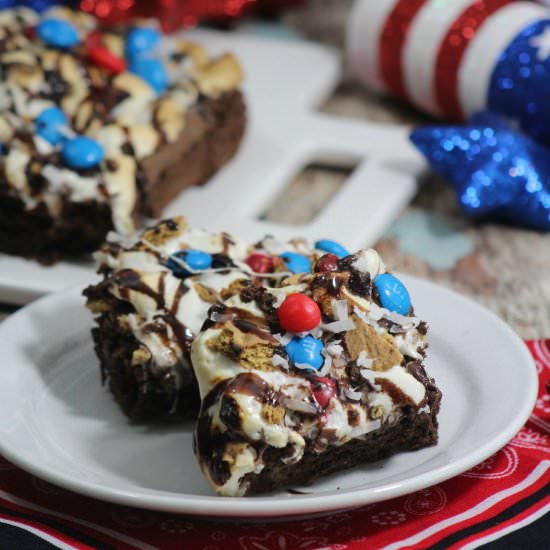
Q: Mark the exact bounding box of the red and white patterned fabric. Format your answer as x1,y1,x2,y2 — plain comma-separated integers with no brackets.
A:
0,340,547,549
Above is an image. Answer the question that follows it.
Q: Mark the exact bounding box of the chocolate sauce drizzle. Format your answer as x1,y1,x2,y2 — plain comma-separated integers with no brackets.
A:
113,268,194,352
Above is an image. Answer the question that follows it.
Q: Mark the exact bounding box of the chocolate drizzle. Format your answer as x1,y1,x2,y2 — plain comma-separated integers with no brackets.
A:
113,269,165,306
112,268,195,352
195,380,234,486
233,319,277,342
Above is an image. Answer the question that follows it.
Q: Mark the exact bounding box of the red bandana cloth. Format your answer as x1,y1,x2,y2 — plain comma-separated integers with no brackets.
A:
0,340,547,550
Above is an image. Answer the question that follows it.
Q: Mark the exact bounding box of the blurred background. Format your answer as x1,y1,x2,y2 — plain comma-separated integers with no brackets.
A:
3,0,550,340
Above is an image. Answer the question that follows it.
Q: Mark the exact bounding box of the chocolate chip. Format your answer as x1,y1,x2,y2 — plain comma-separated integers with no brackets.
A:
43,70,71,103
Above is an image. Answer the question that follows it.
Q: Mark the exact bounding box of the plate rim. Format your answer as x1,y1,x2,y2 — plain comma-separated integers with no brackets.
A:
0,276,538,518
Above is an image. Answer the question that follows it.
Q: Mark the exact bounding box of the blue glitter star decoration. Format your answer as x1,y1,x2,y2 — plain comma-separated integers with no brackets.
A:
410,112,550,232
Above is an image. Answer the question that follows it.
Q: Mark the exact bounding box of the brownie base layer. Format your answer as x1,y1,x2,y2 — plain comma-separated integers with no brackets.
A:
0,191,114,265
0,90,246,263
143,90,246,216
196,359,441,496
242,365,442,495
89,307,200,423
244,406,439,495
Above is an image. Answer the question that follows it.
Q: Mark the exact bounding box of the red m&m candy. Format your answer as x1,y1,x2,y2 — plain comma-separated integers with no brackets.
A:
316,253,339,272
246,253,273,274
278,293,321,333
86,45,126,74
311,377,336,409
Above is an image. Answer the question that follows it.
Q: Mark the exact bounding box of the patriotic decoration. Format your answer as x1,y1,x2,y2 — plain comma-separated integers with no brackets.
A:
78,0,305,32
411,112,550,231
348,0,550,144
0,339,546,548
0,1,305,30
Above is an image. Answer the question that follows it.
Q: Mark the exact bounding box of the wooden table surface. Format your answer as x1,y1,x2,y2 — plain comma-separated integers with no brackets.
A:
2,1,550,339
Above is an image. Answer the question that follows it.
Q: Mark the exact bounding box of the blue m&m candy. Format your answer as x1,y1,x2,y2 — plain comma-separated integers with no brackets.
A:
125,27,161,60
280,252,311,274
167,249,212,277
129,58,168,94
61,136,104,170
37,18,79,49
18,1,60,12
285,335,324,371
315,239,349,258
35,107,68,145
374,273,411,315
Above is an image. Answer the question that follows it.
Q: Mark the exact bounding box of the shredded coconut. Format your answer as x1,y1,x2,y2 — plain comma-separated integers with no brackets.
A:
317,355,332,376
352,249,386,277
360,368,381,390
369,302,419,328
326,341,344,357
105,230,140,248
344,388,363,402
282,397,318,415
331,299,349,321
273,332,293,346
333,356,347,368
272,354,290,370
357,351,373,368
210,311,234,323
322,318,355,333
272,292,286,309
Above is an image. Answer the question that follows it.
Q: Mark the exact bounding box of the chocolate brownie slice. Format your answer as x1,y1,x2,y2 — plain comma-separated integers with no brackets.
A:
191,249,441,496
0,7,245,263
84,216,252,421
84,217,324,422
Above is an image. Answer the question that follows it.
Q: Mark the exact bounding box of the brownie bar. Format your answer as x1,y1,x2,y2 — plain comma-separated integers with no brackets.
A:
0,7,245,262
84,217,328,422
0,91,245,263
191,248,441,496
84,216,256,422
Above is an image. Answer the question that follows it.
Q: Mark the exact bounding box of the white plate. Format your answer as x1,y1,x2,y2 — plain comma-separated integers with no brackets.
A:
0,29,421,305
0,275,537,519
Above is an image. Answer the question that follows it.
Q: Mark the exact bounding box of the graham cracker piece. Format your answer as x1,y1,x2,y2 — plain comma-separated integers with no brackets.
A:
207,322,276,371
220,279,251,301
194,282,218,304
368,405,384,420
262,404,285,424
192,53,244,96
86,297,113,314
117,313,144,332
222,442,255,467
141,216,187,246
131,345,151,366
345,315,403,371
177,40,208,67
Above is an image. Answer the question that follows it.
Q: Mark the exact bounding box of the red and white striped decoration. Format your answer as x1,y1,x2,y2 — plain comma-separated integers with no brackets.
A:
347,0,549,120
